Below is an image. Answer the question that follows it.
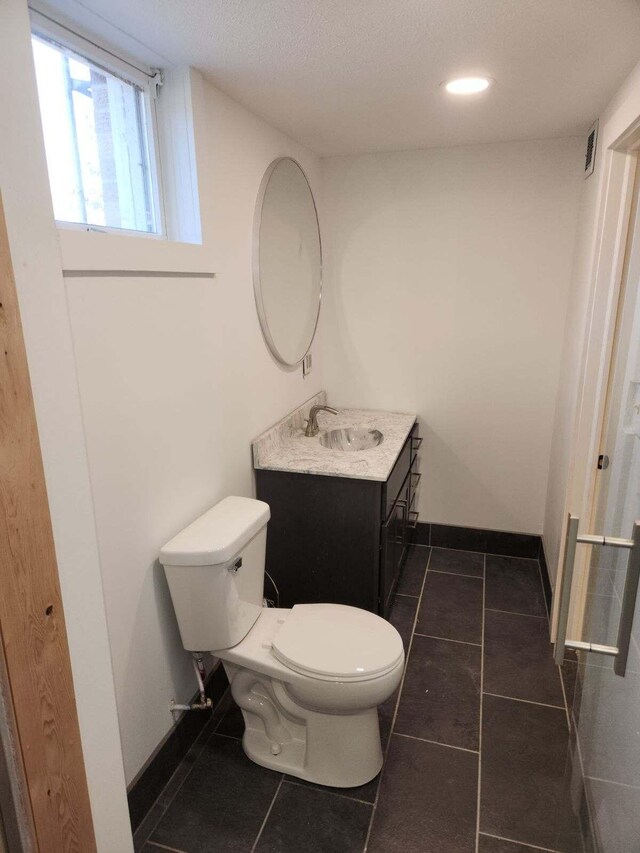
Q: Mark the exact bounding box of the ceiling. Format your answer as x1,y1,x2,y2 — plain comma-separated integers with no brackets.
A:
42,0,640,156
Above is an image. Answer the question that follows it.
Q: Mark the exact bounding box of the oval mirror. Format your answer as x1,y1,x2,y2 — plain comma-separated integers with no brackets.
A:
253,157,322,366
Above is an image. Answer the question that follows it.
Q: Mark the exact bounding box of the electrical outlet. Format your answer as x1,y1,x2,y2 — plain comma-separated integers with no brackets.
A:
302,352,312,377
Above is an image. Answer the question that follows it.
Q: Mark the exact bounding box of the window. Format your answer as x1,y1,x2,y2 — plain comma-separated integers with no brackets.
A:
31,18,162,235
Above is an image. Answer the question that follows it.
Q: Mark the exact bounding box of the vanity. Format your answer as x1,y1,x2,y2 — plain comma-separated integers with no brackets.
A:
250,162,420,615
253,394,420,616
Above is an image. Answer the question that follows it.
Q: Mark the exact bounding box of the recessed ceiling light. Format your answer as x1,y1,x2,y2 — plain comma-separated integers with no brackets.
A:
444,77,493,95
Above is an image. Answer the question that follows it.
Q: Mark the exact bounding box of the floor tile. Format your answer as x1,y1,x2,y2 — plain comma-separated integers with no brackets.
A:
255,781,371,852
132,803,165,851
416,571,483,644
485,555,546,617
430,525,540,559
128,663,229,832
561,660,578,714
481,694,583,852
394,635,481,750
282,771,379,804
387,592,418,650
478,835,539,852
215,702,245,739
150,734,281,853
378,686,400,749
397,546,430,596
367,734,478,853
429,547,484,577
483,610,564,707
378,595,419,747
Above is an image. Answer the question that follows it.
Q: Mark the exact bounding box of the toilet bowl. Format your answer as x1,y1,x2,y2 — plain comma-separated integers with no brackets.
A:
159,496,404,788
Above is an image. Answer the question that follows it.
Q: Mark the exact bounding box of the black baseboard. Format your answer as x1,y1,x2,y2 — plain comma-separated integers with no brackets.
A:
414,521,541,560
127,662,229,833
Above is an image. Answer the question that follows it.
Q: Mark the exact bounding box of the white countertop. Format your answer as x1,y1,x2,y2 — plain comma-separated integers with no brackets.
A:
252,392,417,482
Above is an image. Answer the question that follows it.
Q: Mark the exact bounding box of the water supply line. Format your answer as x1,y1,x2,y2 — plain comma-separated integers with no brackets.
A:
169,652,213,719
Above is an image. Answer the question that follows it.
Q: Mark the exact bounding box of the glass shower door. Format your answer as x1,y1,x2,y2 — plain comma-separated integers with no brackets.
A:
566,163,640,852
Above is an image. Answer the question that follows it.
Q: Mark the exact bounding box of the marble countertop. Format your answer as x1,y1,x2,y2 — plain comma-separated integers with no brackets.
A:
252,392,417,482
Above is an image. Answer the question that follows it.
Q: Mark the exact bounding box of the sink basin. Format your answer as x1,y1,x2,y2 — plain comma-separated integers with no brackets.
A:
319,427,384,452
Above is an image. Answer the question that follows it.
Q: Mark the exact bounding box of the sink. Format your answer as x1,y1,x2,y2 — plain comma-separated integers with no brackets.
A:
319,427,384,452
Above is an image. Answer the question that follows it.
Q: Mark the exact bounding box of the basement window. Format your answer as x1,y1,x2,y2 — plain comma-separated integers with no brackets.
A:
30,14,163,236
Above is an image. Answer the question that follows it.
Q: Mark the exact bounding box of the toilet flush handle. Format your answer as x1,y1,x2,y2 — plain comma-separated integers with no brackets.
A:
229,557,242,572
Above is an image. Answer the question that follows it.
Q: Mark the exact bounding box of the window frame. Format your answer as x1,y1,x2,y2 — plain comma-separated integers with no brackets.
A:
29,8,167,239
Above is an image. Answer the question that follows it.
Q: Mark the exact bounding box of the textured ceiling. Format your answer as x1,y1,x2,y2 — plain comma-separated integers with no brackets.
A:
41,0,640,155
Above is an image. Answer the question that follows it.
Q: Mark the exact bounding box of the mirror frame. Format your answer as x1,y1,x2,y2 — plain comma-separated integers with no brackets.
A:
252,156,323,367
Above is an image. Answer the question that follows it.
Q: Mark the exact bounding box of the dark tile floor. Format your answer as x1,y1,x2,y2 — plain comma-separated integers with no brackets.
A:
133,545,583,853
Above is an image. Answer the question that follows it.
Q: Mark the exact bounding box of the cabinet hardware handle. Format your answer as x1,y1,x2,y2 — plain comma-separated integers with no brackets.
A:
411,472,422,486
411,437,423,449
408,510,419,529
553,514,640,677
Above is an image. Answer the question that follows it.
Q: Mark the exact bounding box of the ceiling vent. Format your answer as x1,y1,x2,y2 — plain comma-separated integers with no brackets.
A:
584,120,598,178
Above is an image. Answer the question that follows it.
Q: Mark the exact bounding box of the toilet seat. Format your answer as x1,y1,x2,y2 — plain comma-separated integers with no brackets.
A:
271,603,404,681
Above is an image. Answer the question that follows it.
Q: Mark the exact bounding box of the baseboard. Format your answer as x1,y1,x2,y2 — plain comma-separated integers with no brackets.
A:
414,521,541,559
127,662,229,833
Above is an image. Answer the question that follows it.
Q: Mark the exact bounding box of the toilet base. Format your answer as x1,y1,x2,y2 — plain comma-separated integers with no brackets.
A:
241,704,383,788
223,661,384,788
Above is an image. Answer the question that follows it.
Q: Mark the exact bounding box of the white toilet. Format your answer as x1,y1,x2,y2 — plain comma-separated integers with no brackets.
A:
159,495,404,788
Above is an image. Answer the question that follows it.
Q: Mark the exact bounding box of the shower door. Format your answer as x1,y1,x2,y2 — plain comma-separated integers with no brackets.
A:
557,161,640,852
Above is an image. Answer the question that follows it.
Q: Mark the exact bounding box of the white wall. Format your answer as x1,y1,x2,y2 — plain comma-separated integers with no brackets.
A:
321,140,582,535
544,59,640,584
64,76,322,783
0,1,133,850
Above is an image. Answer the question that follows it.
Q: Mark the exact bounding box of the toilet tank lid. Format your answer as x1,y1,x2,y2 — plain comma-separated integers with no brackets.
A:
159,497,270,566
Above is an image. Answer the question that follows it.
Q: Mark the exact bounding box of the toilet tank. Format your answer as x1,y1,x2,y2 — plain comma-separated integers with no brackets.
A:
159,496,270,652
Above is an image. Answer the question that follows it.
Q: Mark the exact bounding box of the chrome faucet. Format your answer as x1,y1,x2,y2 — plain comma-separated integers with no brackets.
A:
305,405,339,437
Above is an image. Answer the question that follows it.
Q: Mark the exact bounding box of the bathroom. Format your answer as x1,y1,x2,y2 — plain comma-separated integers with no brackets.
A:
1,1,640,851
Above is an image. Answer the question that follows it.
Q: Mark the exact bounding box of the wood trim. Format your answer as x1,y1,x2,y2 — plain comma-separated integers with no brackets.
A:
0,193,96,852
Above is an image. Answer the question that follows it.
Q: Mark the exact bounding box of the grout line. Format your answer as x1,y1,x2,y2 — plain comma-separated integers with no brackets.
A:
429,545,485,557
250,776,284,853
393,731,479,754
585,774,640,790
427,568,484,580
413,632,482,647
363,547,432,851
435,548,539,562
284,779,375,806
571,713,599,848
479,831,566,853
535,550,551,620
475,554,486,853
209,730,242,741
558,656,572,732
484,607,547,619
145,842,190,853
482,692,565,711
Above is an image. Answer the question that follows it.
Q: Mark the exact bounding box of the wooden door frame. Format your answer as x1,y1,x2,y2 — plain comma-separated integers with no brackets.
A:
0,192,96,852
552,114,640,641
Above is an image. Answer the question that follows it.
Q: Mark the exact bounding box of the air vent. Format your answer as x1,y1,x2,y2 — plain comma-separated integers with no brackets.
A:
584,120,598,178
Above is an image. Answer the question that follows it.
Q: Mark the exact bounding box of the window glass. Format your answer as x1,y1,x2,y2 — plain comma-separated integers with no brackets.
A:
31,32,160,234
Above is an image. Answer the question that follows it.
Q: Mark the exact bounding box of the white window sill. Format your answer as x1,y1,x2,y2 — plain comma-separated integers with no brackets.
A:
57,226,214,277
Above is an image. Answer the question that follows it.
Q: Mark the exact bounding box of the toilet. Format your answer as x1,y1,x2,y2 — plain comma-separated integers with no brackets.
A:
159,495,404,788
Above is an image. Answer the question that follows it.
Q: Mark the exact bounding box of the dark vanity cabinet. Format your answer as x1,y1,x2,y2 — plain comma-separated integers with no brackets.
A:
255,422,420,617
